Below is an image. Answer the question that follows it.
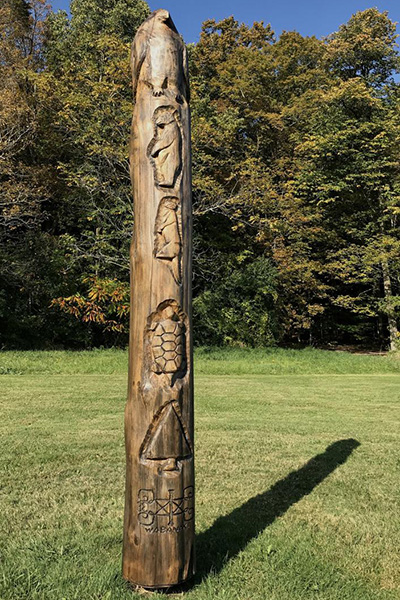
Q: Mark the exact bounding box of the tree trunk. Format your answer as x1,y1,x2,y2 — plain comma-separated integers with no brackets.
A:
381,256,398,351
122,10,194,589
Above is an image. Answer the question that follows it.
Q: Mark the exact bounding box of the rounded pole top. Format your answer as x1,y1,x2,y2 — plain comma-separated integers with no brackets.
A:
153,9,171,22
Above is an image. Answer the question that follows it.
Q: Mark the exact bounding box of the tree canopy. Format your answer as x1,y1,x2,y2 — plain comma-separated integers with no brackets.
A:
0,3,399,350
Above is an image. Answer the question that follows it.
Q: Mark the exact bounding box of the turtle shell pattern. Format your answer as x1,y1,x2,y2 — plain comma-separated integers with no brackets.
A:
152,317,184,374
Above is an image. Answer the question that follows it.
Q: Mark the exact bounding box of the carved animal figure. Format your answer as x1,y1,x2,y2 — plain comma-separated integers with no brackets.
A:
154,196,181,283
131,9,189,102
148,106,182,188
150,305,185,384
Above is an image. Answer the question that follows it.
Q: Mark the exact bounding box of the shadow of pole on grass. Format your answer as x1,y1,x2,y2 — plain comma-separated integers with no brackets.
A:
195,438,360,582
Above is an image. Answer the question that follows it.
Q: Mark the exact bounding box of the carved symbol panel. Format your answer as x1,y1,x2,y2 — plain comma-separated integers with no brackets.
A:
148,300,187,386
154,196,182,284
140,400,192,472
147,106,182,188
138,486,194,532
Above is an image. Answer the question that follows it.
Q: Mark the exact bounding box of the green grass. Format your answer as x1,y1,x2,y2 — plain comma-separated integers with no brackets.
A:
1,346,399,375
1,348,399,599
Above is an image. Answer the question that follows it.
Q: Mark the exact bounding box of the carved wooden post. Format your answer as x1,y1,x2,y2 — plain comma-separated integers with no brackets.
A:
123,9,194,589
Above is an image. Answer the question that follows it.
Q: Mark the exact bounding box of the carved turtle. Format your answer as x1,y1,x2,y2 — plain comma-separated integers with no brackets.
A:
151,309,184,375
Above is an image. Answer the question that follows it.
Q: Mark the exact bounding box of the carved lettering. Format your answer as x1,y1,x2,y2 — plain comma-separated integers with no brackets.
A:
144,523,189,534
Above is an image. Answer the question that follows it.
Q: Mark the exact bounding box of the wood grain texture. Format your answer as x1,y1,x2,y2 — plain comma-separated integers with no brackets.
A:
122,9,194,589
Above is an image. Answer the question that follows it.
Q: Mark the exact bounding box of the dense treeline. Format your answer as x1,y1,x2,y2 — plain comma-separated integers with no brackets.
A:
0,0,399,349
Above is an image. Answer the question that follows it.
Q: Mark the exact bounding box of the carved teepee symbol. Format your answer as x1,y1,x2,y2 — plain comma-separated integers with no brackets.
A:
141,401,192,471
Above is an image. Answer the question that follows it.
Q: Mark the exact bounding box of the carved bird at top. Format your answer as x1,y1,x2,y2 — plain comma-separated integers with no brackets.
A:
131,9,190,103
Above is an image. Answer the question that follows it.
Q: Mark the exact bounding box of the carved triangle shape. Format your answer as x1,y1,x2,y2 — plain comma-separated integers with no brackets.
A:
141,401,192,463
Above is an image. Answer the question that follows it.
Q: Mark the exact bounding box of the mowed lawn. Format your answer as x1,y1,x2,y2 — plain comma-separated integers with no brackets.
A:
0,348,399,600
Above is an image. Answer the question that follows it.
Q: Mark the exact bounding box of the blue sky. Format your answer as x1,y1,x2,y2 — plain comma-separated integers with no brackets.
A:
49,0,400,44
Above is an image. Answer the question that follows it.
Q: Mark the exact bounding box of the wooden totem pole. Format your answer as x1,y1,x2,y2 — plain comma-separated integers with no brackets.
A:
123,9,194,589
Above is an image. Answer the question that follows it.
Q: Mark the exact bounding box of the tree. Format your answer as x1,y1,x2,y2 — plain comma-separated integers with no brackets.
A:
190,17,330,344
0,0,50,232
0,0,65,348
44,0,150,277
1,0,150,348
293,10,400,349
1,5,399,350
23,0,149,346
326,8,399,87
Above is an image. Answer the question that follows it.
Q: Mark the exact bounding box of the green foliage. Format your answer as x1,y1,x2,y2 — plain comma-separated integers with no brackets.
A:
326,8,400,86
68,0,149,43
43,0,150,278
190,8,400,349
0,0,149,348
0,4,399,349
193,256,278,346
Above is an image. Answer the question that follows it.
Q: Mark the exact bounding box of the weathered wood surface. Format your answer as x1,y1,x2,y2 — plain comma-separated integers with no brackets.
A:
123,9,194,589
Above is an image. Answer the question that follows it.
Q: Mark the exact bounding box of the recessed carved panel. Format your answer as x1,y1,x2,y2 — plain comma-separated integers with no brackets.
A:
148,300,187,386
140,400,192,472
154,196,182,284
147,106,182,188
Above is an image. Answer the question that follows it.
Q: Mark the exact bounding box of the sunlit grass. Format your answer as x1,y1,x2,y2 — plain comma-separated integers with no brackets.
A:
0,346,399,375
0,349,399,599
